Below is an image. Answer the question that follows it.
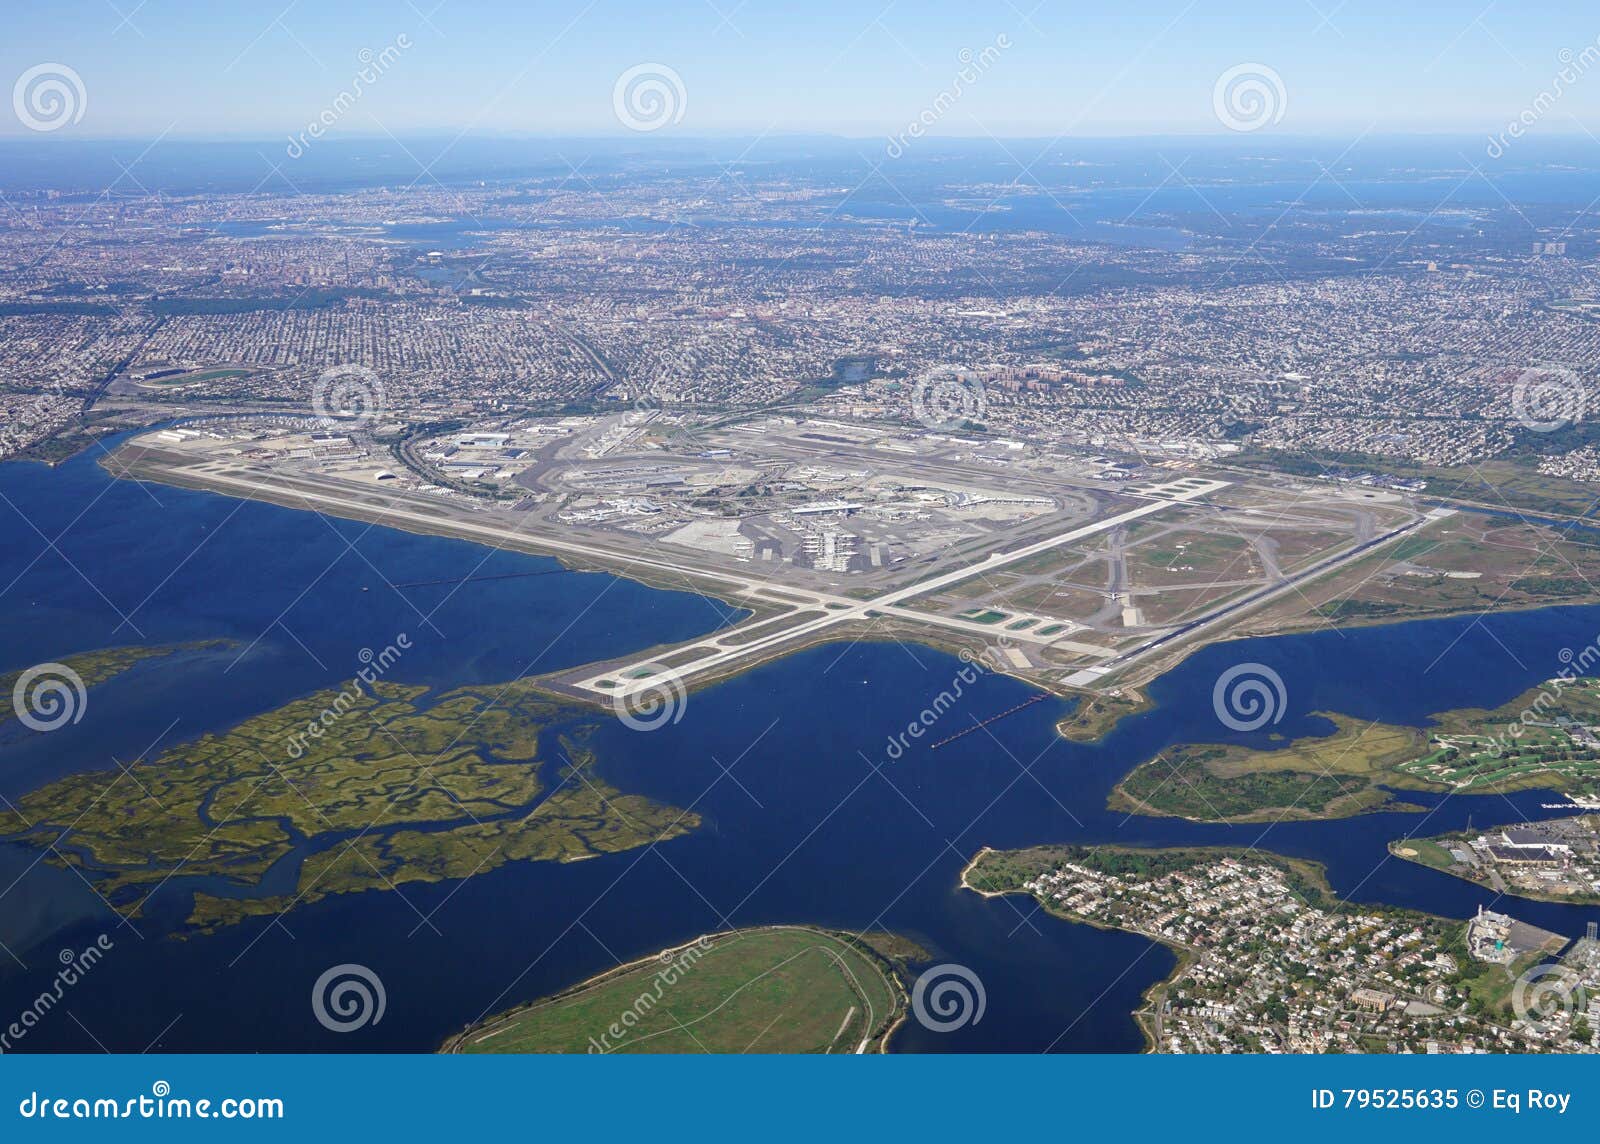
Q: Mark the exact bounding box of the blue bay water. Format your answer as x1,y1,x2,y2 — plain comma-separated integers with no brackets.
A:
2,444,1599,1052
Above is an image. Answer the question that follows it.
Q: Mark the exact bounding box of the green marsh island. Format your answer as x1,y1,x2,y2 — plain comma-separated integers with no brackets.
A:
2,640,228,728
1112,676,1600,823
0,671,698,934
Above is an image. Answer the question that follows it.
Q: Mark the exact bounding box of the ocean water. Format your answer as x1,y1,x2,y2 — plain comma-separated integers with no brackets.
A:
2,443,1599,1052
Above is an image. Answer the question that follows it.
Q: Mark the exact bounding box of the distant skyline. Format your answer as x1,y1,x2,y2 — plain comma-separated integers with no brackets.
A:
4,0,1600,143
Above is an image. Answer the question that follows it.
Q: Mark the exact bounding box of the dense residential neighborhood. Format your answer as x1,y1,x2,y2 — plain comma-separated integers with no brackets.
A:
1011,853,1599,1054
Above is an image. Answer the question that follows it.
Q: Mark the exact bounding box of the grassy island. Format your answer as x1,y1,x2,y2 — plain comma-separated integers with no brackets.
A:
442,925,907,1054
1110,676,1600,822
1056,688,1153,743
1110,714,1424,822
2,641,226,728
0,674,698,932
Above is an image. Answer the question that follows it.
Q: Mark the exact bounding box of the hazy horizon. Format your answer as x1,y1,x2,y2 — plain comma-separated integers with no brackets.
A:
7,1,1600,141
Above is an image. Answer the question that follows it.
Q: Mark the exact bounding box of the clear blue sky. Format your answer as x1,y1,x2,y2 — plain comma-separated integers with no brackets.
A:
4,0,1600,140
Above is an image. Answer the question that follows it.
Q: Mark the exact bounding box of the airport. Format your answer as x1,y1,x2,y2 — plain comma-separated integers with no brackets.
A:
116,409,1431,713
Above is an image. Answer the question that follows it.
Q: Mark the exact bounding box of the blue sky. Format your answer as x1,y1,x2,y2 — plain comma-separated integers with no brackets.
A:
4,0,1600,140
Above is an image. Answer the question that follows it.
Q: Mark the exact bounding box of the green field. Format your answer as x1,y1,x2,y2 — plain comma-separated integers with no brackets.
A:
1247,510,1600,636
1127,530,1257,587
959,608,1008,625
1386,537,1441,562
447,926,905,1054
1237,450,1600,520
1398,677,1600,794
1390,838,1458,871
1057,689,1153,742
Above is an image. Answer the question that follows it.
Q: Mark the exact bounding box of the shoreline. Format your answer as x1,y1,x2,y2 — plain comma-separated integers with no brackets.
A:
102,440,1128,713
957,845,1212,1052
100,439,1600,760
1388,839,1600,908
956,843,1487,1054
